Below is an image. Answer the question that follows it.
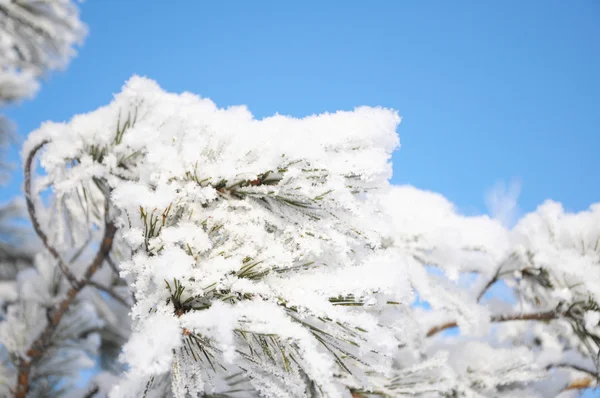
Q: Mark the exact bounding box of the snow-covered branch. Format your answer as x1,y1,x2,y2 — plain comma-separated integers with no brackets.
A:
4,77,598,397
14,150,117,396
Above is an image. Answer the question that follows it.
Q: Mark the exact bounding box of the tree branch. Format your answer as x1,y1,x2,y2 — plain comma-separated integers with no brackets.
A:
15,152,117,397
106,254,120,275
426,310,559,337
24,140,80,289
545,363,599,391
476,269,500,302
547,363,598,378
82,384,100,398
88,280,130,307
476,252,519,302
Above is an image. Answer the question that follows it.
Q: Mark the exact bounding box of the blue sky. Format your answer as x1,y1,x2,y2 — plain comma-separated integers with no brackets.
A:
3,1,599,217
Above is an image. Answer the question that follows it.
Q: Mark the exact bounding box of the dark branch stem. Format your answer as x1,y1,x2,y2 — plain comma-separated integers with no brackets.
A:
426,310,559,337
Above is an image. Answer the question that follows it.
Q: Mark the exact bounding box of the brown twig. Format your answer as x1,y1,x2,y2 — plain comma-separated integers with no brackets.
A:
565,377,594,390
426,310,559,337
15,142,117,398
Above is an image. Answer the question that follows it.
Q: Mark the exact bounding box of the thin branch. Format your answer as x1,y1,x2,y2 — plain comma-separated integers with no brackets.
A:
547,363,598,378
476,252,518,302
15,170,117,398
476,268,500,302
426,310,559,337
82,384,100,398
24,140,80,289
106,254,120,275
88,280,130,307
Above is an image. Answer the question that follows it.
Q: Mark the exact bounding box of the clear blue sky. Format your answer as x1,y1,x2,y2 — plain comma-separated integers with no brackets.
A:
3,1,599,215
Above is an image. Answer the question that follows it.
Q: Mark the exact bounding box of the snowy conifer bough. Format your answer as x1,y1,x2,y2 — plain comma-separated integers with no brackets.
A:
381,187,600,397
19,76,409,398
11,76,599,397
0,0,86,103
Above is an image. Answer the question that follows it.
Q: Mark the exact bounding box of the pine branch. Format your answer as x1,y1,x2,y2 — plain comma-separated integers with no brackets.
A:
14,216,116,397
15,147,117,397
426,310,559,337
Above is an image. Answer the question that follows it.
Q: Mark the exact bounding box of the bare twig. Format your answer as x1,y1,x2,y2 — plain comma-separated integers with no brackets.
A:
24,140,80,289
426,310,559,337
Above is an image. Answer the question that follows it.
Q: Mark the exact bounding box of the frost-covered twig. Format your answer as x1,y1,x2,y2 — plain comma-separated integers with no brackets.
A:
14,193,117,398
426,309,559,337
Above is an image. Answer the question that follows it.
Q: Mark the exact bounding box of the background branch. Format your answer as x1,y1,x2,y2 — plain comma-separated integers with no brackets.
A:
547,363,598,378
15,145,117,397
82,384,100,398
426,310,559,337
88,280,130,307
